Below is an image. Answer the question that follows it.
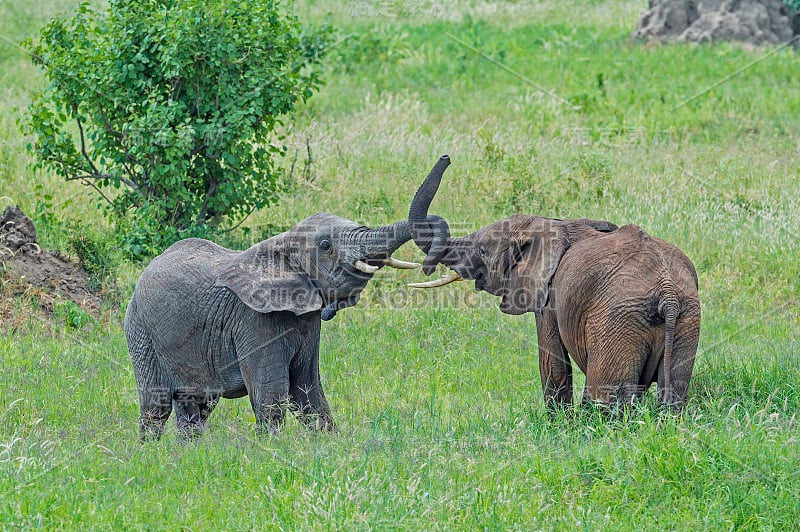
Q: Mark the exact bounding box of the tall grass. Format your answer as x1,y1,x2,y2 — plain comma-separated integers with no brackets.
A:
1,0,799,528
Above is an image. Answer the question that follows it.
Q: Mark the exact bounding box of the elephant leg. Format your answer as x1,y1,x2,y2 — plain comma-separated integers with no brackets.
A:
289,325,334,431
657,312,700,411
289,380,334,430
248,381,290,434
127,326,172,441
173,393,201,439
535,309,573,408
584,339,649,407
198,393,219,427
173,388,215,439
239,316,331,433
242,360,291,434
138,387,172,441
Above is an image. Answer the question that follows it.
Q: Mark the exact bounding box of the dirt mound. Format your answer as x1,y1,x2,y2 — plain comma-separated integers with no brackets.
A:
633,0,799,46
1,206,102,315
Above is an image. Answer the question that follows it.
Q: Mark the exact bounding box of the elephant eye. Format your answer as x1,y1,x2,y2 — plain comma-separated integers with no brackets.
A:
479,245,487,258
319,239,332,252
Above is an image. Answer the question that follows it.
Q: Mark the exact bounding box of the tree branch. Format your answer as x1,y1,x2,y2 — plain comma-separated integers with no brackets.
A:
75,177,115,208
76,113,149,199
66,172,141,192
196,180,219,226
219,206,257,234
75,115,100,176
170,76,182,100
66,172,113,181
189,141,207,157
95,113,152,197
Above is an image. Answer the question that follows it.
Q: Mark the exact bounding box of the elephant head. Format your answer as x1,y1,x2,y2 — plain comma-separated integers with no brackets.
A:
216,213,419,321
407,156,618,314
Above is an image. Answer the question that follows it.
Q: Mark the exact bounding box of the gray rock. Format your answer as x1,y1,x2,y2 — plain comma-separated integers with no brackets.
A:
633,0,799,46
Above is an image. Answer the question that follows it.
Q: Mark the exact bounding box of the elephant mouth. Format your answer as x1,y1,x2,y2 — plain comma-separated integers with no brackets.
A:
321,293,361,321
499,295,519,315
474,270,489,292
408,266,504,296
322,255,421,319
483,284,506,298
473,269,508,297
498,290,526,315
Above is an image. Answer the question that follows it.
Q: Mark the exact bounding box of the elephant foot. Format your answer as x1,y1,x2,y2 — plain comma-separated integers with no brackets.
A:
139,408,171,442
139,423,167,442
255,420,283,436
176,412,208,440
298,412,336,432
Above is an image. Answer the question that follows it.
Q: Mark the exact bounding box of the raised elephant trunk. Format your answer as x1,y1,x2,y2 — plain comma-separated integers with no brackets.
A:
408,155,451,224
409,155,460,275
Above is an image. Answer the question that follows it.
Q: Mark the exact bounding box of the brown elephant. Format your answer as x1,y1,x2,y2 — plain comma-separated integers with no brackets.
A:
408,156,701,411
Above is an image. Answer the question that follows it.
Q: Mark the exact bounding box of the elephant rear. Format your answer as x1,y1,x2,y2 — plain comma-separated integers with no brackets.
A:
650,233,701,410
127,238,238,352
609,226,701,410
556,225,701,410
124,238,241,439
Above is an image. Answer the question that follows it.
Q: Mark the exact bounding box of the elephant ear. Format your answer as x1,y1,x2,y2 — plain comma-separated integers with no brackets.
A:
500,219,570,315
215,239,323,315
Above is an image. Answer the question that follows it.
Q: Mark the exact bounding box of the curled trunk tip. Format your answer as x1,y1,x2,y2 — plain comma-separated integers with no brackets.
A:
408,155,451,222
408,156,453,274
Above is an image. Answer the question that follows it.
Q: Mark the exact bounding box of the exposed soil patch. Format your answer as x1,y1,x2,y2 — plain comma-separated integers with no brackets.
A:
633,0,799,46
1,206,102,321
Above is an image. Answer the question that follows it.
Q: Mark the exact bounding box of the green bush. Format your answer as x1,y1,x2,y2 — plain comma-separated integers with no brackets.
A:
66,224,119,294
52,299,95,330
22,0,331,259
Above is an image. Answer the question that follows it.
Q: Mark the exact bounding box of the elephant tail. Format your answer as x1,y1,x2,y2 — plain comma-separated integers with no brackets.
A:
659,288,679,406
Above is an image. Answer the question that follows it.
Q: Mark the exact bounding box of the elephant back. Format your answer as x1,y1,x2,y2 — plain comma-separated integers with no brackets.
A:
130,238,242,320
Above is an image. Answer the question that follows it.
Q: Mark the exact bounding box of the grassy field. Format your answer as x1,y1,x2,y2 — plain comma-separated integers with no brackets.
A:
2,0,800,528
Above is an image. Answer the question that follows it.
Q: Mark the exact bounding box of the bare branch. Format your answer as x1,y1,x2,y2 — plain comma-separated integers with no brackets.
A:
75,115,100,176
66,172,114,181
67,172,141,192
288,148,298,181
75,177,115,208
219,206,257,234
303,135,315,183
195,180,219,226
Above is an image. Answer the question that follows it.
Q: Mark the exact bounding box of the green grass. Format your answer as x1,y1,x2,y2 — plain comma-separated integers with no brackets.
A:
2,0,800,528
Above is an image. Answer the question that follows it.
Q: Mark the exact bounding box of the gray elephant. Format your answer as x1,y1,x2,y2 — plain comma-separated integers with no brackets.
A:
408,156,701,411
125,213,422,440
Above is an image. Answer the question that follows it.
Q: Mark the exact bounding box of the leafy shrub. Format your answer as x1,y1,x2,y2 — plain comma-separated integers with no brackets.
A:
22,0,331,260
66,224,120,294
52,299,94,330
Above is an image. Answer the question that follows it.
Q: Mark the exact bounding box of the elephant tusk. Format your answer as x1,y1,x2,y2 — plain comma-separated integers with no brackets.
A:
382,257,421,269
408,271,462,288
354,260,380,274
